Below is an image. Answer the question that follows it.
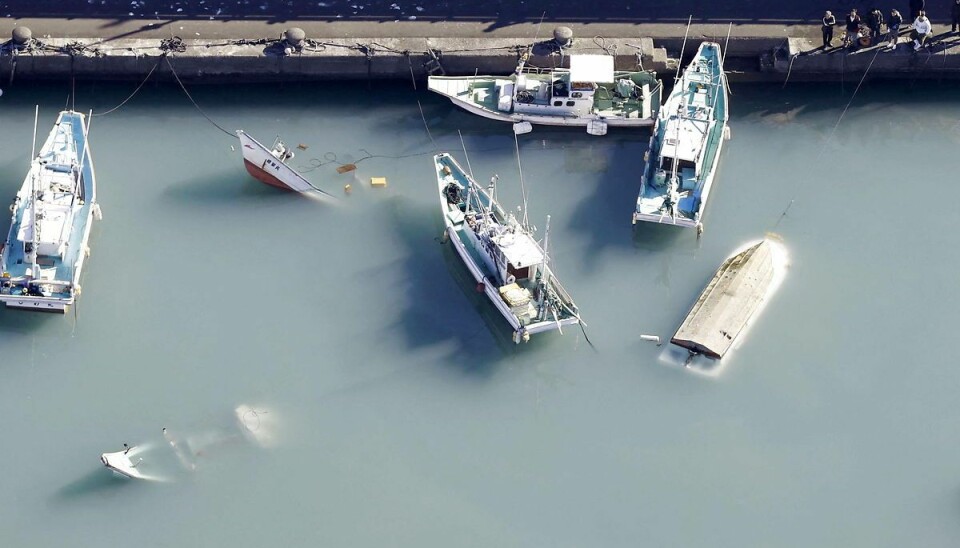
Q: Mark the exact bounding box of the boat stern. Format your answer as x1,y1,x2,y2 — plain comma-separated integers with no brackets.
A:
0,293,72,313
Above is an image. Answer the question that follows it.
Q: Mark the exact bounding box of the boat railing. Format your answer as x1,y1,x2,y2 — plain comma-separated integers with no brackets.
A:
546,272,576,308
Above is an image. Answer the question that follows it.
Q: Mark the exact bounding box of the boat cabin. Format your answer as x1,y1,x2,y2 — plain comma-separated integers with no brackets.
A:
503,55,614,118
16,162,80,259
490,229,543,285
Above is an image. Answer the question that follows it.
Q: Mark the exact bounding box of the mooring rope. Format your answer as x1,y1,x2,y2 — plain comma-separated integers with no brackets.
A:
92,56,163,117
164,55,234,138
773,46,882,230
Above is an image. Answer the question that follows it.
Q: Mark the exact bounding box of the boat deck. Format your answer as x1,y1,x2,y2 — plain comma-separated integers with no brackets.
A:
1,112,95,301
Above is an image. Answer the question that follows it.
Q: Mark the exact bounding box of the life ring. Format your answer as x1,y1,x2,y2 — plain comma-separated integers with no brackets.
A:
505,274,516,285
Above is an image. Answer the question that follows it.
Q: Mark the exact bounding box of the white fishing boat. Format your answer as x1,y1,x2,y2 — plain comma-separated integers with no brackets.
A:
632,42,729,232
236,130,335,200
435,152,581,343
428,55,662,135
0,110,100,313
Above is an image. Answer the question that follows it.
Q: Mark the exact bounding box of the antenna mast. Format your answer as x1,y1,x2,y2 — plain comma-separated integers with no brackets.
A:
675,15,692,82
513,131,529,228
458,130,474,180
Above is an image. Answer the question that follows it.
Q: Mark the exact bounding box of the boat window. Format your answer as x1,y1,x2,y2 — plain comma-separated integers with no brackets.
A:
508,264,530,281
566,101,575,107
660,157,696,172
553,100,563,107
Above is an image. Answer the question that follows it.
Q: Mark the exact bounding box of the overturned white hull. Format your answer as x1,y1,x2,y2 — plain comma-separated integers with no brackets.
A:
100,446,164,481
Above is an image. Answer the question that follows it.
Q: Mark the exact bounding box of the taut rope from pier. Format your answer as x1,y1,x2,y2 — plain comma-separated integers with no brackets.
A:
92,56,164,117
164,55,234,138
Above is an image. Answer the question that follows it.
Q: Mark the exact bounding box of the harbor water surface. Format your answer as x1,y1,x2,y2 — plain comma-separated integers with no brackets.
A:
1,79,958,547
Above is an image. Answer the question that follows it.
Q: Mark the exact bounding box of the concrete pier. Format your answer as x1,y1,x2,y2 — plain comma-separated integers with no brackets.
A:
0,35,670,83
3,13,960,83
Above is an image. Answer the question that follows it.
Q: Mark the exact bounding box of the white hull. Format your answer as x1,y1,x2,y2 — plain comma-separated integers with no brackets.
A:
1,295,71,312
236,130,334,200
445,224,580,339
443,95,655,128
436,153,581,343
0,111,97,313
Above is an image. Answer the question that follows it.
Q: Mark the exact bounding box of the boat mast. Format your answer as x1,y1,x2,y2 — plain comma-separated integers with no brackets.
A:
73,111,92,200
675,15,692,83
513,131,529,228
28,106,39,277
537,214,551,320
458,130,475,181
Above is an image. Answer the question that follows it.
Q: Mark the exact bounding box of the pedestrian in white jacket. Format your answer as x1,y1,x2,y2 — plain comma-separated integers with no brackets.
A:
912,11,933,50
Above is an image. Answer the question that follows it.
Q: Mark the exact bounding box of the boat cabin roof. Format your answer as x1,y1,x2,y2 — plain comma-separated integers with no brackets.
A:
661,117,708,163
569,55,614,84
491,230,543,268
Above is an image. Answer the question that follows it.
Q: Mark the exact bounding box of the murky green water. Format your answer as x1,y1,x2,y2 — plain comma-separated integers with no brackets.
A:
0,77,958,547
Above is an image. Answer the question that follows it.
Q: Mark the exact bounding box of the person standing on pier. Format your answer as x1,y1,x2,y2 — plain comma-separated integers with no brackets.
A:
868,8,885,42
887,9,904,49
822,11,836,48
912,10,933,50
844,9,862,47
952,0,960,33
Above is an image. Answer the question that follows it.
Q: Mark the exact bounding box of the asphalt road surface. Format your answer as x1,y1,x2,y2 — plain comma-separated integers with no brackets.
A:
1,1,956,24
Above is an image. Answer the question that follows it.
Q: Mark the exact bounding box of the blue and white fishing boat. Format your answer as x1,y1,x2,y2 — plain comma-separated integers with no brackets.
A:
0,110,100,313
435,152,581,343
632,42,729,232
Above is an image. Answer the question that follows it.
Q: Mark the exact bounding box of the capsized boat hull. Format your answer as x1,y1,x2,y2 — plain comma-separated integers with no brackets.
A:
671,238,785,360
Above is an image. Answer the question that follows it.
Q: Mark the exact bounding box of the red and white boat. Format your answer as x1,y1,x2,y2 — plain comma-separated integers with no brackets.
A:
236,130,335,200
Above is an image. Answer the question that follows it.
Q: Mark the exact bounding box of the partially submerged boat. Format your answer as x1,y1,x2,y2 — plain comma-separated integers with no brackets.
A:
435,152,581,343
428,55,662,135
633,42,729,231
101,444,164,481
671,238,786,360
236,130,335,199
0,110,100,313
101,404,277,481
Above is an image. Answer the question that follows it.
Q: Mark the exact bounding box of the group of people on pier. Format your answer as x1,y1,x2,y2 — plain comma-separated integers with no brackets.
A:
819,2,960,52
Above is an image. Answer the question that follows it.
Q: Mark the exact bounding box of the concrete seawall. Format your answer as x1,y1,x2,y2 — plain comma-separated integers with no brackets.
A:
0,34,671,84
3,27,960,84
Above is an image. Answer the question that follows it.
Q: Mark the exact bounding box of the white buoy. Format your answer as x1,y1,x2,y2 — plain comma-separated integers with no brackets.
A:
640,334,661,345
586,119,608,136
512,121,533,135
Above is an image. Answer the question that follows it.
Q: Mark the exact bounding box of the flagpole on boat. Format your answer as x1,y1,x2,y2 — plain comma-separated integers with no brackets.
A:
722,23,732,66
675,15,693,83
537,214,551,321
721,23,734,98
29,105,39,279
30,105,38,160
513,131,529,229
458,130,475,181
